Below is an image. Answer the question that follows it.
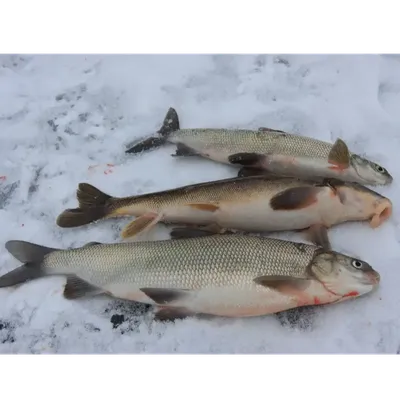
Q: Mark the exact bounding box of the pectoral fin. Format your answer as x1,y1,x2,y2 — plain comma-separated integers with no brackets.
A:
306,224,331,250
328,138,350,170
121,212,163,239
270,187,319,210
254,276,312,298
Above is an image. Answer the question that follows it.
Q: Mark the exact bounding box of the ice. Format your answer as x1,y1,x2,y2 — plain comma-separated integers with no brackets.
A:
0,54,399,354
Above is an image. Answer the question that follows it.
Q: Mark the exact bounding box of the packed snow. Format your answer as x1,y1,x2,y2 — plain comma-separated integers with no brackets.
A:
0,54,399,354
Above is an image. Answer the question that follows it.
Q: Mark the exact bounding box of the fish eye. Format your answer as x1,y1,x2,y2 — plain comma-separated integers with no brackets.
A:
351,260,363,269
374,164,386,173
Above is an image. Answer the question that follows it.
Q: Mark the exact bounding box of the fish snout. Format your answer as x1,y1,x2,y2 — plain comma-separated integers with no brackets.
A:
364,270,381,286
370,197,393,228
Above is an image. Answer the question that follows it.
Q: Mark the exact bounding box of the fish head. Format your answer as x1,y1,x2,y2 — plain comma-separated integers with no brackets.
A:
326,179,393,228
350,154,393,186
309,250,380,298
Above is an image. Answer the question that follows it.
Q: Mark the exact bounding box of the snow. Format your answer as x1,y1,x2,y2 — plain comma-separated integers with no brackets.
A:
0,54,399,354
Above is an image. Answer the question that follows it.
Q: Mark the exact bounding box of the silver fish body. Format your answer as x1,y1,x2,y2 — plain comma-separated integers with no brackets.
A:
126,108,393,186
1,236,380,319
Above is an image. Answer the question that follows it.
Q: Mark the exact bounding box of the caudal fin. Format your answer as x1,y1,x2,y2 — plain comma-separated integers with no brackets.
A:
0,240,59,288
125,107,180,154
56,183,112,228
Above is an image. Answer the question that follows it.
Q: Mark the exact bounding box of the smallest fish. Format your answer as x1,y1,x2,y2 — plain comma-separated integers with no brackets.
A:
125,107,393,187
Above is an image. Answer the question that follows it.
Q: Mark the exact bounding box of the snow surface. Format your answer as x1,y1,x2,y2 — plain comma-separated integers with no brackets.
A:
0,54,399,354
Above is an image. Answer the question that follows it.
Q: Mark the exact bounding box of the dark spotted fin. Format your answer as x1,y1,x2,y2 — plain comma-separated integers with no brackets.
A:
328,138,350,169
254,275,312,295
270,187,319,210
125,107,180,154
172,143,200,157
306,224,331,251
56,183,113,228
0,240,61,288
228,152,265,167
141,288,191,305
63,276,105,299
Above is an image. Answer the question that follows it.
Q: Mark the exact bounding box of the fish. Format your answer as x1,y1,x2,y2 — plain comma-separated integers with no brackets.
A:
55,176,393,250
0,235,380,320
125,107,393,186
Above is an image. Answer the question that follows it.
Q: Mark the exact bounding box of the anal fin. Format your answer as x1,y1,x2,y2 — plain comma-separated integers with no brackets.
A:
172,143,200,157
121,212,163,239
63,276,105,300
141,287,191,305
154,307,195,322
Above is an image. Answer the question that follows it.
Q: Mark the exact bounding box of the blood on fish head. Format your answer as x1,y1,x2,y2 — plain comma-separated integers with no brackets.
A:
350,154,393,186
308,250,380,298
329,180,393,227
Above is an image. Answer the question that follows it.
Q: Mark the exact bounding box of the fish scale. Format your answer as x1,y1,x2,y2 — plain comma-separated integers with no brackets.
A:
42,235,316,290
169,129,334,158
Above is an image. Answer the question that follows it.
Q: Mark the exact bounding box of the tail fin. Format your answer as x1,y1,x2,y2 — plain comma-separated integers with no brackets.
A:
0,240,59,288
56,183,112,228
125,107,180,154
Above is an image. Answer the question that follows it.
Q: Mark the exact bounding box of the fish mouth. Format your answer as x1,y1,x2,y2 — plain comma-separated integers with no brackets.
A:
364,270,381,286
369,198,393,228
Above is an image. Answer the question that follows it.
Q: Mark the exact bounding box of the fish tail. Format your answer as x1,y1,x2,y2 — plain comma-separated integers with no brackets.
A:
56,183,113,228
125,107,180,154
0,240,60,288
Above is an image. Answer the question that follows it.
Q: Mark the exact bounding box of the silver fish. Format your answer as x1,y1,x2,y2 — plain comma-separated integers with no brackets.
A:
0,236,380,320
125,108,393,186
55,176,392,250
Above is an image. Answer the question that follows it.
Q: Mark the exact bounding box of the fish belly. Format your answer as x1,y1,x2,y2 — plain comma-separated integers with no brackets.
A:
266,155,360,183
163,205,218,226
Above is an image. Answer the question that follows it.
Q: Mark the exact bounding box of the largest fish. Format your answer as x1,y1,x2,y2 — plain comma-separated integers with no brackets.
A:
0,236,380,320
125,107,393,186
55,176,393,250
